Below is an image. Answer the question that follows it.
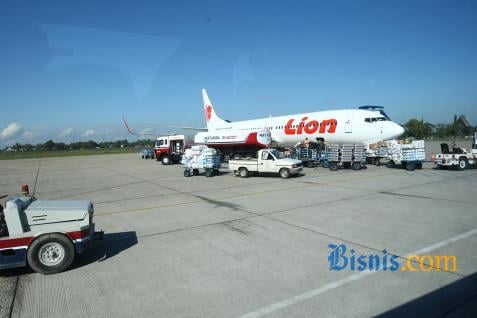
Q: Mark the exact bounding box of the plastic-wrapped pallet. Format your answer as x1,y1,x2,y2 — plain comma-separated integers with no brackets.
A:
181,145,221,170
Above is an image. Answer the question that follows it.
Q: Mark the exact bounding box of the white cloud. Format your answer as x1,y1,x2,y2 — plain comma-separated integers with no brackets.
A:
0,122,25,140
22,130,34,139
58,127,73,138
81,129,95,137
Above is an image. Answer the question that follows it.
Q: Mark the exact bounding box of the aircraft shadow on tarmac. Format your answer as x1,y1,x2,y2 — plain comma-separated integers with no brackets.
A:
376,271,477,317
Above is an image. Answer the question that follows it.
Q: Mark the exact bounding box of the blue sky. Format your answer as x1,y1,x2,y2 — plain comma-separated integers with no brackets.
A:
1,0,476,146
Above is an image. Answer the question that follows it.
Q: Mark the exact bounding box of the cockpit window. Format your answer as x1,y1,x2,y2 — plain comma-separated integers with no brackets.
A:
365,117,387,123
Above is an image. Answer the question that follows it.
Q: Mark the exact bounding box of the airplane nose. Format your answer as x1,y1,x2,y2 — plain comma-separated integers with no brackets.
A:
396,123,405,137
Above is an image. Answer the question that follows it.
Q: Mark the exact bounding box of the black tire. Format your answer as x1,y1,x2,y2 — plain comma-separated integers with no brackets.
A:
458,158,468,171
205,169,213,177
321,161,330,168
386,161,395,169
27,233,75,275
416,163,423,169
161,156,171,165
306,161,314,168
329,162,338,171
343,162,351,169
141,155,144,159
184,170,191,177
406,162,416,171
375,160,381,167
193,169,200,176
239,168,249,178
352,162,362,171
213,169,219,176
280,168,291,179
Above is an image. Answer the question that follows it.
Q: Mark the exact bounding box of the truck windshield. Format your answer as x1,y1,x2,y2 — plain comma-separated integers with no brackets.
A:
269,149,283,159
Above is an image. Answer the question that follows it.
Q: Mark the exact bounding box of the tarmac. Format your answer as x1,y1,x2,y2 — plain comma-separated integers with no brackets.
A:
1,145,476,317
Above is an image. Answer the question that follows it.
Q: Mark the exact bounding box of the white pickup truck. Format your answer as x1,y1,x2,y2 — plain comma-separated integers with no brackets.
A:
228,149,303,179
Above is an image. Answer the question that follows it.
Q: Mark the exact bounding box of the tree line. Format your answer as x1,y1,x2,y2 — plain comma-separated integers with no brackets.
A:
403,115,475,139
3,139,155,152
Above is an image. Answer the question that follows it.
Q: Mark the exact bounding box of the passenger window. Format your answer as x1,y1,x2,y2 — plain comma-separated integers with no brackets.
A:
371,118,377,122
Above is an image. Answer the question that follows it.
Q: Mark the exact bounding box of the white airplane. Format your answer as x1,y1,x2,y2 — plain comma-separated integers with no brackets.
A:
194,89,404,148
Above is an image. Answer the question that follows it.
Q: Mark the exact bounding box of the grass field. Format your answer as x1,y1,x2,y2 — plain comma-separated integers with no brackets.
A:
0,148,138,160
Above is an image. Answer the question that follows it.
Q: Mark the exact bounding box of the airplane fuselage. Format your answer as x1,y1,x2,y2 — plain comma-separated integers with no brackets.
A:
208,109,404,147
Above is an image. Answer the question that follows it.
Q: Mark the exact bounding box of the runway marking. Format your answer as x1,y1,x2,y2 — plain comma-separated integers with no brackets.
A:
239,228,477,318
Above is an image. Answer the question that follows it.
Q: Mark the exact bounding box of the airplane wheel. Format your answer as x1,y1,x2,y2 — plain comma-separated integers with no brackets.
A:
27,233,75,275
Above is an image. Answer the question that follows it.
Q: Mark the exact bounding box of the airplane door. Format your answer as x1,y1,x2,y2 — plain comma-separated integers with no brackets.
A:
345,119,352,133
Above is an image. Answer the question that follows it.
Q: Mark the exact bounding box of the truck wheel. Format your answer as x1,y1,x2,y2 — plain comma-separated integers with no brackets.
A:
306,161,314,168
458,158,468,171
416,163,423,169
386,161,395,169
239,168,249,178
27,233,75,275
321,161,330,168
280,168,291,179
193,169,200,176
161,156,171,165
213,169,219,176
375,160,381,166
205,169,213,177
406,162,416,171
329,163,338,171
184,170,191,177
352,162,362,170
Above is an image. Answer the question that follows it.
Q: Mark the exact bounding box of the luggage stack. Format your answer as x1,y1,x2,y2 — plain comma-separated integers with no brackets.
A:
387,140,425,163
353,144,366,162
375,146,389,157
341,144,354,162
328,144,340,162
181,145,221,170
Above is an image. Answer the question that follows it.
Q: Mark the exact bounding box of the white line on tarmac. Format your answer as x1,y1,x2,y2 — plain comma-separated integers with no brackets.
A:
239,228,477,318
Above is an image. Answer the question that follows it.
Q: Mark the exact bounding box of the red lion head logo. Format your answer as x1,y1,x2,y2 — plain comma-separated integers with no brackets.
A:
205,105,212,122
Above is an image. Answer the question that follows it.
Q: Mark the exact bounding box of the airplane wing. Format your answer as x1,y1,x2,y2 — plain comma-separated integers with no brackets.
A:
168,126,208,131
122,116,174,136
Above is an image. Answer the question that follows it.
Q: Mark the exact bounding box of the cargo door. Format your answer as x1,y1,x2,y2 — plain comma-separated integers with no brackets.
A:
344,119,352,133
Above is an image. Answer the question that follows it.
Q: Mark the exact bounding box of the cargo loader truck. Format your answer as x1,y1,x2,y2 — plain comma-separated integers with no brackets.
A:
1,185,101,275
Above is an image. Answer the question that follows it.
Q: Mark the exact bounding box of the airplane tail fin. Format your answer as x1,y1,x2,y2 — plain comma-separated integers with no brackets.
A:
202,89,228,129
